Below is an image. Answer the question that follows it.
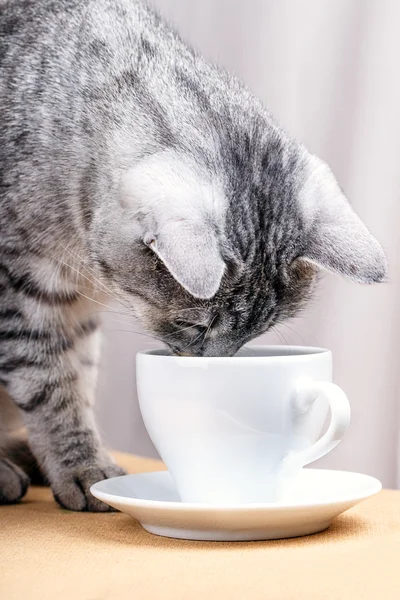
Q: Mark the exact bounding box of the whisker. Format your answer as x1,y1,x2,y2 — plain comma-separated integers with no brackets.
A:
97,313,160,340
280,323,307,346
76,290,131,314
204,314,217,343
240,345,258,356
103,327,161,342
79,309,141,323
72,305,161,343
162,322,205,340
181,327,206,352
58,243,135,310
178,307,210,313
274,328,289,346
56,256,133,314
78,305,161,342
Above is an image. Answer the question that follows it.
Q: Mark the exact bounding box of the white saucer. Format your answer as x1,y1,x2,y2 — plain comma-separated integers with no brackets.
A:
90,469,381,542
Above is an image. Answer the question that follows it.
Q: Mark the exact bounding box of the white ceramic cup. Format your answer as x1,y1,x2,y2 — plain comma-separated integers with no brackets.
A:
136,346,351,504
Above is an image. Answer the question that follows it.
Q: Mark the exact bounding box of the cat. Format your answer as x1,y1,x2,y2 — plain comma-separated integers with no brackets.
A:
0,0,386,510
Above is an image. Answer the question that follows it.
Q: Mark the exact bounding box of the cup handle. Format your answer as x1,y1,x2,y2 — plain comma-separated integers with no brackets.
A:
284,379,351,471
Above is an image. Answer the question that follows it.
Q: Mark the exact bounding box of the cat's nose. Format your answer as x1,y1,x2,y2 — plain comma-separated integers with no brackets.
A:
196,340,241,357
167,340,242,357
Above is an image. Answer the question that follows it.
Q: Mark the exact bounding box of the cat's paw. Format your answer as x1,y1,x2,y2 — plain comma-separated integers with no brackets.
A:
0,458,30,504
51,459,126,512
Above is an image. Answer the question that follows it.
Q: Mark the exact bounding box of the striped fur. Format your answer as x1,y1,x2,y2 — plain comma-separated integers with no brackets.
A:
0,0,386,509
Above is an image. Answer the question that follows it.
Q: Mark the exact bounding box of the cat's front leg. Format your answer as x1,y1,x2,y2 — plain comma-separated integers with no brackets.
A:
0,457,30,504
2,315,124,511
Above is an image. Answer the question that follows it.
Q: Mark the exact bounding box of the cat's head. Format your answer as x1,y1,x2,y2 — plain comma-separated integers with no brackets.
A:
91,135,386,357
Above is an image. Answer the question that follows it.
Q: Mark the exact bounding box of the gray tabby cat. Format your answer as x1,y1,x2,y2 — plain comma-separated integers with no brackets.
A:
0,0,386,510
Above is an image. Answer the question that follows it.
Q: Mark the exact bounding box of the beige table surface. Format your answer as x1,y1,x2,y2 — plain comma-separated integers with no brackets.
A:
1,451,400,600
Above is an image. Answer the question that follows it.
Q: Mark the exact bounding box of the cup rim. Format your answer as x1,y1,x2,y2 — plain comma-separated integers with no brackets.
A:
137,345,330,361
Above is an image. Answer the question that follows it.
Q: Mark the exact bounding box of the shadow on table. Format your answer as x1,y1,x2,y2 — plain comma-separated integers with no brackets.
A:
65,512,371,551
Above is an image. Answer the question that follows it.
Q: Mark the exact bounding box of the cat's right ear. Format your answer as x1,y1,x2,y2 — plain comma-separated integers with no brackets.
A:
299,155,387,283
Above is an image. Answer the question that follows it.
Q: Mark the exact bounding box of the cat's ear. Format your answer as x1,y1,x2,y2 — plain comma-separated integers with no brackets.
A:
144,220,225,299
122,151,226,299
300,155,387,283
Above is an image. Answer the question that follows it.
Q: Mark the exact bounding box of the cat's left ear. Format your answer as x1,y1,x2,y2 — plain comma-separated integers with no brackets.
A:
144,221,225,299
300,155,387,283
121,151,227,299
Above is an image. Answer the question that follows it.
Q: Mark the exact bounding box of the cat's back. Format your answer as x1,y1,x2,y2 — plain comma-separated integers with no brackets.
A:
0,0,155,93
0,0,262,219
0,0,175,76
0,0,84,54
0,0,192,145
0,0,170,205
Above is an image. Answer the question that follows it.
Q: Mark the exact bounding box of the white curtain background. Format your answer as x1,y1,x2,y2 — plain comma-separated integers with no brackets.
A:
95,0,400,488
